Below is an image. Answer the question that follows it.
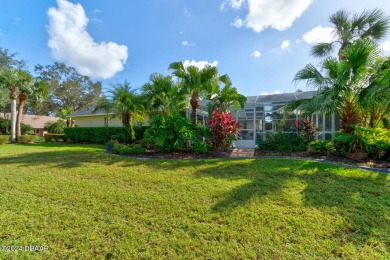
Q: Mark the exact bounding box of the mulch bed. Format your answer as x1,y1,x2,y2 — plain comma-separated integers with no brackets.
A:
116,150,232,160
255,150,390,171
106,149,389,172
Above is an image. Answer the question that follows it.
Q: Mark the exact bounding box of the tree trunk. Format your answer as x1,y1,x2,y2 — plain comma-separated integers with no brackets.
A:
9,87,18,142
190,92,200,126
16,92,28,141
340,98,361,134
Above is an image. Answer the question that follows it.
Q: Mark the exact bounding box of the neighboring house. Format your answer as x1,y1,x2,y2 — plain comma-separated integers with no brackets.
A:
68,107,149,127
0,113,59,136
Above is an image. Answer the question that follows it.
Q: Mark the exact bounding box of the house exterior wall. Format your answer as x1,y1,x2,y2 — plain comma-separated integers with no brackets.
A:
73,115,150,127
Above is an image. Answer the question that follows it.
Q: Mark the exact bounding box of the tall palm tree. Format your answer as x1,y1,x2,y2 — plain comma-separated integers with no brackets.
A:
0,68,30,142
286,39,379,133
16,78,50,139
311,9,389,61
141,73,187,115
169,62,219,125
206,75,246,113
95,81,144,139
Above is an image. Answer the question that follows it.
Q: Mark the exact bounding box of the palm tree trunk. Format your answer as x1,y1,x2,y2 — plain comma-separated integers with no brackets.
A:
190,92,200,126
340,98,361,134
16,92,28,141
9,87,17,142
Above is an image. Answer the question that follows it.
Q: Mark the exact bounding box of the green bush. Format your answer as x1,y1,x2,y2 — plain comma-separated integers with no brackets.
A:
44,120,67,134
44,134,65,142
18,135,36,144
144,114,208,153
0,118,34,135
334,132,356,154
308,140,335,156
257,132,307,153
64,126,149,144
113,143,146,154
353,126,390,159
0,135,10,144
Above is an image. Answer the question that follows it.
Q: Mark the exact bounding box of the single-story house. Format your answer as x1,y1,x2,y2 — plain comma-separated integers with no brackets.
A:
0,113,59,136
68,107,150,127
68,91,340,148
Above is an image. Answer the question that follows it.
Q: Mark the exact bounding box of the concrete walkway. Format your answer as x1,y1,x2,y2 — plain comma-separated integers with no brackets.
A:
230,148,255,158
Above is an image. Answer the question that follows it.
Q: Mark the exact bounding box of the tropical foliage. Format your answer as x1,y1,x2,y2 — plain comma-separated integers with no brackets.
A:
142,73,187,115
169,62,220,125
95,81,144,139
144,113,209,153
207,110,239,152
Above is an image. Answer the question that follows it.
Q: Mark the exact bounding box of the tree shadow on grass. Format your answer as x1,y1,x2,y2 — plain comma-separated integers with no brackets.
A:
0,143,117,169
193,158,390,250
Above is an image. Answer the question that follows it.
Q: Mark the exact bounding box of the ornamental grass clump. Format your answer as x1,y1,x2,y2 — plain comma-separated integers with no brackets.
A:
208,110,239,152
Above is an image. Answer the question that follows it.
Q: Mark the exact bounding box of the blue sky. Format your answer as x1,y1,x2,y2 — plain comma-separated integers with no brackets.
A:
1,0,390,96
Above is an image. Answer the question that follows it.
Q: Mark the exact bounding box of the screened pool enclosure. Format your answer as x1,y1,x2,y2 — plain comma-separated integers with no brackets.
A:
192,91,340,148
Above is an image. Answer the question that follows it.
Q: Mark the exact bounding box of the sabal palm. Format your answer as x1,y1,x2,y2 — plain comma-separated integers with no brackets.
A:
287,39,378,133
358,57,390,127
95,81,144,139
169,62,219,125
0,68,32,141
142,73,186,115
206,75,246,113
16,76,50,139
312,9,389,60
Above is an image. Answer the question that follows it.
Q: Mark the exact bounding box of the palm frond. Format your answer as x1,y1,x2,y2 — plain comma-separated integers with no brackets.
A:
310,43,335,58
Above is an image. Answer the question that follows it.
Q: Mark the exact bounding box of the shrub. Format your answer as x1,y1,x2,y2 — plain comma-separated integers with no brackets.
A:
1,118,35,135
21,123,34,135
258,132,307,153
44,120,67,134
334,132,356,155
144,114,207,153
207,110,239,152
353,126,390,159
18,135,36,144
308,140,335,156
110,133,130,143
297,119,317,141
192,140,210,154
44,134,65,142
64,126,148,144
113,143,146,154
0,135,10,144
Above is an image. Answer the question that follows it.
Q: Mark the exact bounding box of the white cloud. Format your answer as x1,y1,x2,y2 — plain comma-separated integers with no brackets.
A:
233,17,244,28
92,9,101,14
281,40,290,49
47,0,128,79
221,0,245,10
182,40,195,47
303,25,334,44
250,50,261,58
224,0,313,32
381,40,390,56
261,90,281,95
183,60,218,69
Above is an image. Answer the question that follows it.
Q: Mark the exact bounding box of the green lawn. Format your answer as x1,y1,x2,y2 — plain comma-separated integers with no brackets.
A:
0,144,389,259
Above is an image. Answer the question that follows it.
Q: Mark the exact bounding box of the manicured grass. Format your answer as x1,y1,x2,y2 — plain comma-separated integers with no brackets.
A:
0,143,389,259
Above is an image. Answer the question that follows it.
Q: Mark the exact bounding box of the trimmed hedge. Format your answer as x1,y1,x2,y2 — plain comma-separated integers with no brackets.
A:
18,135,36,144
44,134,65,142
64,126,149,144
0,135,10,144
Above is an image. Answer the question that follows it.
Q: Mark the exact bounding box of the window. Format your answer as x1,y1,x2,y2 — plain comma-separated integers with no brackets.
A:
104,117,109,127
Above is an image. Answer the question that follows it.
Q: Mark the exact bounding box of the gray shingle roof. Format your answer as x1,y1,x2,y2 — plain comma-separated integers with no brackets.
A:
68,107,113,117
246,91,316,104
